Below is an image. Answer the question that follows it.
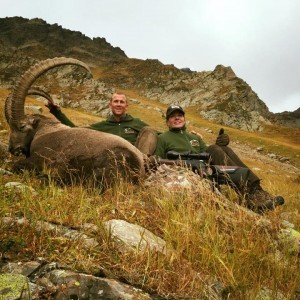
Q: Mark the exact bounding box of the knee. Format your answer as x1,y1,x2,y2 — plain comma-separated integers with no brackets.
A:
206,144,224,155
205,145,227,164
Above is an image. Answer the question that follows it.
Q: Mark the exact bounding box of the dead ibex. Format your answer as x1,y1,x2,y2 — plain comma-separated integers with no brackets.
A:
6,57,145,187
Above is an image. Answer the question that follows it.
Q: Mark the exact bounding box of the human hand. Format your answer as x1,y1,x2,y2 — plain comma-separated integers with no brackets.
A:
45,100,61,111
216,128,230,146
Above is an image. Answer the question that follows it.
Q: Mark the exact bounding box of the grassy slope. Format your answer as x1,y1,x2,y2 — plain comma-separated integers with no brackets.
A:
1,83,300,298
2,84,298,209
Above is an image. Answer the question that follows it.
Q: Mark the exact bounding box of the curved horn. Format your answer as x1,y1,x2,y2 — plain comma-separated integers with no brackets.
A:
9,57,91,125
27,87,55,104
4,94,12,123
5,87,55,124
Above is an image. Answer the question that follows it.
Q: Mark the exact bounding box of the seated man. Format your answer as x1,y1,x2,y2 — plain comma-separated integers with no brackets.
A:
47,91,157,156
154,104,285,212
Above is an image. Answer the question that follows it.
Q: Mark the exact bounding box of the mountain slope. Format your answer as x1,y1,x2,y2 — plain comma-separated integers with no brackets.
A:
0,16,299,132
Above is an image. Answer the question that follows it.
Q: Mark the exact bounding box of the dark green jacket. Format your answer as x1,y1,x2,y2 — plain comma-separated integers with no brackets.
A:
51,109,148,145
154,127,207,159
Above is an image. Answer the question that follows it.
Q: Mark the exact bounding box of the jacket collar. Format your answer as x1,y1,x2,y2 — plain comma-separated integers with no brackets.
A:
169,125,186,132
107,113,133,123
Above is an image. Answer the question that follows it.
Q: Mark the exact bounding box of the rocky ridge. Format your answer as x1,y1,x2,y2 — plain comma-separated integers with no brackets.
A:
0,17,299,131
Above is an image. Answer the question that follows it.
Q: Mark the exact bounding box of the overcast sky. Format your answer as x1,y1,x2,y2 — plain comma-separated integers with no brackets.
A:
2,0,300,113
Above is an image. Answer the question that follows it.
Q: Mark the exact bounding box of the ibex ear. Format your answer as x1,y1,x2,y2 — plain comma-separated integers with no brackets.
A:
28,117,40,129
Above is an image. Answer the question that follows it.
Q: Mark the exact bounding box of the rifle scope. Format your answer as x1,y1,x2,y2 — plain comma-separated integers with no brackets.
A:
166,151,211,161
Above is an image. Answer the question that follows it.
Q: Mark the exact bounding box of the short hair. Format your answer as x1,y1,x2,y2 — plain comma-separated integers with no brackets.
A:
111,91,127,102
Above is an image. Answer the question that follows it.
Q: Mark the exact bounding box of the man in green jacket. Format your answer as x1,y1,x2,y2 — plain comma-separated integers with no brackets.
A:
47,92,157,155
154,104,284,212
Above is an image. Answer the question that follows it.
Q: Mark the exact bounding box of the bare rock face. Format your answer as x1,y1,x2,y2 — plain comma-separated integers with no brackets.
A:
0,264,153,299
142,64,273,131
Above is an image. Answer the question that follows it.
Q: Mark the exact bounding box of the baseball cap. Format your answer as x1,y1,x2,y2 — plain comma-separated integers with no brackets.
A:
166,105,185,119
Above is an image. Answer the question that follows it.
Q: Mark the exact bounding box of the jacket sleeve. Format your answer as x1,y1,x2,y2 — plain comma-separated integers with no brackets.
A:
199,138,207,152
88,121,107,131
50,109,76,127
153,135,167,159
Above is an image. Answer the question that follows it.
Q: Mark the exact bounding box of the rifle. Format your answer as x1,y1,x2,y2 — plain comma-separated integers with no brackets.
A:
157,151,250,190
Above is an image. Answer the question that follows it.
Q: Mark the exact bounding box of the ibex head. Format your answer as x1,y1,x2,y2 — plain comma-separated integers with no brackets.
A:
8,116,41,156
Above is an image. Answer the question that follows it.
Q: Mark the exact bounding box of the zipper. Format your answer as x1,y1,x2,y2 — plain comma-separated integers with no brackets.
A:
181,130,193,151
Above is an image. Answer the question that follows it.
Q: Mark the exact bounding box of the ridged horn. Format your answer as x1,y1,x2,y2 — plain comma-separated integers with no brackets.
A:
9,57,91,125
4,94,12,123
5,87,55,124
27,87,55,104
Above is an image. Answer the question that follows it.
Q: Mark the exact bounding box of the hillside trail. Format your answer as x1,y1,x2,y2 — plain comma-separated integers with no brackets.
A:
230,140,299,176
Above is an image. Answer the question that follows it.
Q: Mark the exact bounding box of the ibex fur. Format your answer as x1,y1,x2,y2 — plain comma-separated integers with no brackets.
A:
6,57,145,187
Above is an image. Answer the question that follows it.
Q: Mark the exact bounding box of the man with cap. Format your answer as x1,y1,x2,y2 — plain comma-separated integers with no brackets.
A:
46,91,158,156
154,104,285,212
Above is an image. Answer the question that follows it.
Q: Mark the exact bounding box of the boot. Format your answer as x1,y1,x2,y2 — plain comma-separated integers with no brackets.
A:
245,180,285,212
